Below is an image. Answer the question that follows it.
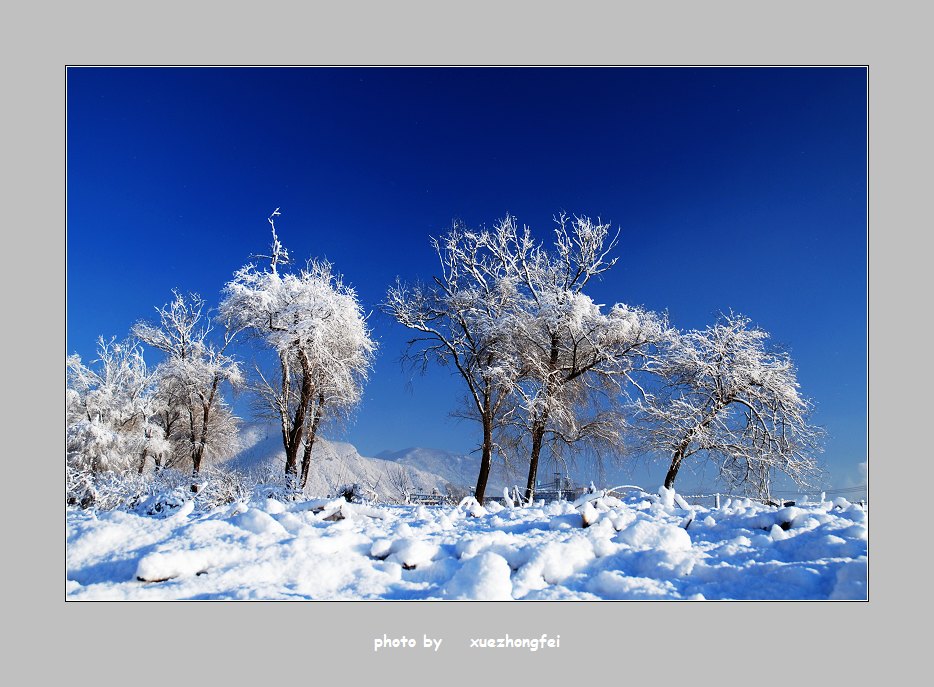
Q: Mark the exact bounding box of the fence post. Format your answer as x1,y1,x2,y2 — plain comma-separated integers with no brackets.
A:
715,493,720,510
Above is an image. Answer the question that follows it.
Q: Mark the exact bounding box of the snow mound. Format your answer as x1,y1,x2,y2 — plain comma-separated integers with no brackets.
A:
135,549,214,582
387,538,439,569
442,552,513,600
587,571,680,600
615,518,692,551
231,508,289,537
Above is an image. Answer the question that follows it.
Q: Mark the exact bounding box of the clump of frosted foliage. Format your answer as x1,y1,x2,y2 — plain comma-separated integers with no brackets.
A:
66,466,257,514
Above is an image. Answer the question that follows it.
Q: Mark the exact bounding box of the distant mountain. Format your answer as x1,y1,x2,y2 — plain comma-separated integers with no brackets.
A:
222,423,456,502
224,422,649,503
376,447,664,495
375,446,515,494
375,446,637,495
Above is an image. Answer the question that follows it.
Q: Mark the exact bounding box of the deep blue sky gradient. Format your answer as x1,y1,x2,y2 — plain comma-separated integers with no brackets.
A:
67,67,867,492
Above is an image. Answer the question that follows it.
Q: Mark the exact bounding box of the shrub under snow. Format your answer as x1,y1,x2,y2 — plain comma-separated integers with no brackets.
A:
66,466,270,515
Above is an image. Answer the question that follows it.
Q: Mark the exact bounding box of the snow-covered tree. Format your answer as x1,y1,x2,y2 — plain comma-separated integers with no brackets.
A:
387,463,415,504
66,336,163,479
488,214,672,501
386,213,672,504
385,222,522,504
132,290,244,479
633,313,823,498
220,212,376,492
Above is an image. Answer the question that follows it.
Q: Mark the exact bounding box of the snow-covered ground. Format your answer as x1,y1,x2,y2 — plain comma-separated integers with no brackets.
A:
66,487,867,600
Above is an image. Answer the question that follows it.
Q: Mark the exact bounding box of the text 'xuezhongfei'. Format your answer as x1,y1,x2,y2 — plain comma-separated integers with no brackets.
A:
469,634,561,651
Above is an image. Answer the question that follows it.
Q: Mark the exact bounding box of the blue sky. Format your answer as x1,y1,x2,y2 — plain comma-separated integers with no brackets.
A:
67,67,866,493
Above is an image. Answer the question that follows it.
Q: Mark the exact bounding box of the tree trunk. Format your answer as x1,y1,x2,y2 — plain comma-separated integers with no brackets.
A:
664,410,718,489
524,420,547,502
192,401,211,478
190,442,206,492
192,444,205,476
664,448,685,490
193,381,218,482
187,406,198,475
525,335,558,503
278,353,292,465
300,394,325,490
474,399,494,505
283,417,303,491
284,351,314,493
